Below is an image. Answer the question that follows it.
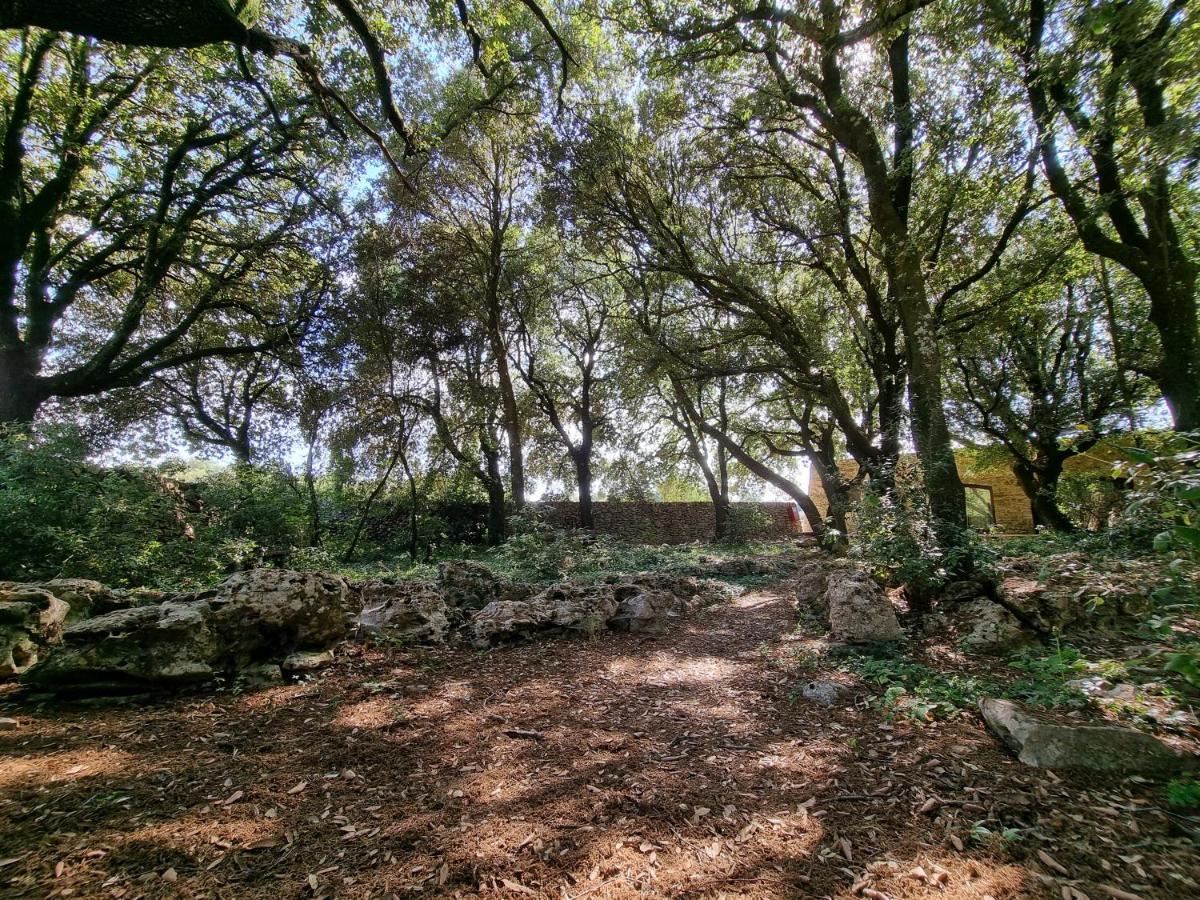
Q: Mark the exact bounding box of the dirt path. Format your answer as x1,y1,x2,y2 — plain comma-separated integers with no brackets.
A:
1,583,1195,898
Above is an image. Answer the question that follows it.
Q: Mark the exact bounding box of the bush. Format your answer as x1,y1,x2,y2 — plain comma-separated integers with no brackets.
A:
0,428,314,589
0,427,225,586
1117,432,1200,560
851,468,995,599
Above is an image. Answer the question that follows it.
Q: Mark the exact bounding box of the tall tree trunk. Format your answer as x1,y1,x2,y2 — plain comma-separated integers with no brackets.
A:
482,442,506,546
574,449,594,530
495,353,526,508
1148,270,1200,431
304,430,321,548
0,351,44,425
1012,459,1076,533
398,441,419,561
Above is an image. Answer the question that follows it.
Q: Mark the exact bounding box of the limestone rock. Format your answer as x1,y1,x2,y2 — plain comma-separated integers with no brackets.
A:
959,599,1029,652
356,580,453,643
800,680,850,707
24,569,353,693
979,698,1191,774
999,577,1076,631
792,562,831,605
198,568,353,649
0,586,71,676
942,580,986,604
438,561,530,610
0,716,19,730
26,601,219,692
281,649,335,674
240,662,284,686
619,573,731,611
472,583,618,646
608,588,682,634
825,574,903,643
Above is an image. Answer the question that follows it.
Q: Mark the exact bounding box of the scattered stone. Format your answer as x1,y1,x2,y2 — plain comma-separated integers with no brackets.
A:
281,649,335,674
825,573,903,643
979,698,1192,774
800,680,850,707
0,717,19,730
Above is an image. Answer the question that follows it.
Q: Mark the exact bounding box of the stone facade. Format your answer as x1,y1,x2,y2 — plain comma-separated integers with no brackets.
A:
805,450,1119,535
534,501,799,544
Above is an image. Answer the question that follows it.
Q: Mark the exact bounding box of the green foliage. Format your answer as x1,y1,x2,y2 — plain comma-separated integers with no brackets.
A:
851,475,997,595
1119,433,1200,561
834,643,1090,723
0,428,308,589
1166,778,1200,810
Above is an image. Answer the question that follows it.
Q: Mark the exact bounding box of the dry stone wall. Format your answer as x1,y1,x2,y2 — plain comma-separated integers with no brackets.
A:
533,501,798,544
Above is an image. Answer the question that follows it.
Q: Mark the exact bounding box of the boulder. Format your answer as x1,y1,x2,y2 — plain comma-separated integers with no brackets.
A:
979,698,1191,774
792,562,831,605
472,583,618,646
942,580,986,604
619,573,731,611
281,649,335,674
24,569,353,693
959,599,1029,652
800,680,850,707
999,577,1077,631
0,586,71,676
608,588,682,634
355,580,454,644
26,601,219,692
825,574,903,643
437,561,530,610
198,568,353,649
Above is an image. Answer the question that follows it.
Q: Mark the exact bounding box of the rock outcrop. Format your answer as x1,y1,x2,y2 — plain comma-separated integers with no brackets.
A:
437,561,530,610
958,599,1029,652
355,580,454,643
0,586,71,676
825,573,903,643
472,583,620,645
24,569,354,693
979,698,1191,774
471,573,730,646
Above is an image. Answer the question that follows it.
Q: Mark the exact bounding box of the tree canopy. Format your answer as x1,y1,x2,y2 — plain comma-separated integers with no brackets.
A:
2,0,1196,562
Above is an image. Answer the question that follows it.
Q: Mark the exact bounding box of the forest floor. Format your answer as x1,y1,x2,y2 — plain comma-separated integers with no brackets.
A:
1,581,1197,899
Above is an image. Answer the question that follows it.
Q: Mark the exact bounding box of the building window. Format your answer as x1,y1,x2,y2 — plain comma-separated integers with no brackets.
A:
964,484,996,530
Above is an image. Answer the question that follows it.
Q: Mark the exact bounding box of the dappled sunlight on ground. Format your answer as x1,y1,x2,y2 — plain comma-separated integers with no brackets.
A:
0,747,134,790
1,583,1196,898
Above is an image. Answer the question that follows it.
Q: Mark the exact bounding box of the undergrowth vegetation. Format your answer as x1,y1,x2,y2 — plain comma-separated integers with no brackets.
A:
828,643,1108,723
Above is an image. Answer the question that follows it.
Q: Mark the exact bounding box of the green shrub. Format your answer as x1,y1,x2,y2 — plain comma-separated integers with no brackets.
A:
851,472,996,598
1166,778,1200,809
834,644,1089,722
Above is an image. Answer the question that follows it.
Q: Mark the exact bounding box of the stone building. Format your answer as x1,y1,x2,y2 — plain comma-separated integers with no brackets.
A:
805,449,1123,534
